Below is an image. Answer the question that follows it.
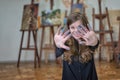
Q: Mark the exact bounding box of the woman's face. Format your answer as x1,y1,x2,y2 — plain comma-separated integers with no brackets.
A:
69,20,82,40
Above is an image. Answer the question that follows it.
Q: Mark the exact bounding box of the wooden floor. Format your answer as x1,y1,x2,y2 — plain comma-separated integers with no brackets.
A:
0,61,120,80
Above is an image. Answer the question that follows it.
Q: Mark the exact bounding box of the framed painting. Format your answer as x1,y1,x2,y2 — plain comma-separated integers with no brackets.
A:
21,4,39,30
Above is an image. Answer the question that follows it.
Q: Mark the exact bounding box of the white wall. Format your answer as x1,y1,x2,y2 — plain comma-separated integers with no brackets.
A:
0,0,120,62
0,0,33,62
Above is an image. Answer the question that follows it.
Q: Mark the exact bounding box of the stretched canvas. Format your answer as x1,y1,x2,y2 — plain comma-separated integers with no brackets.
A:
41,9,61,25
21,4,39,30
71,3,84,13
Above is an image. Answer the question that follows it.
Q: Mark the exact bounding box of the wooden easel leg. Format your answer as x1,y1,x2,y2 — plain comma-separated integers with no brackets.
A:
34,49,37,68
92,8,95,30
106,7,115,61
51,26,54,43
17,31,24,68
27,30,31,48
40,27,45,66
70,0,73,13
50,26,56,56
99,45,102,61
32,30,40,68
31,30,36,68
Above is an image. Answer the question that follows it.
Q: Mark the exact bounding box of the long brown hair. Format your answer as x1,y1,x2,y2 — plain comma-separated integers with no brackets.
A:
67,12,89,30
64,12,94,63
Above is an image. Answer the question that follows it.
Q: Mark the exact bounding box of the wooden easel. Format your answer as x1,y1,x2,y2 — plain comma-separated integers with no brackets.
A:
17,0,40,68
39,0,61,65
92,0,115,61
39,24,60,64
115,16,120,67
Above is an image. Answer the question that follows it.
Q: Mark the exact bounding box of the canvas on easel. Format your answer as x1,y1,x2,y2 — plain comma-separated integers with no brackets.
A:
17,3,40,68
41,9,61,25
71,3,84,13
21,4,39,30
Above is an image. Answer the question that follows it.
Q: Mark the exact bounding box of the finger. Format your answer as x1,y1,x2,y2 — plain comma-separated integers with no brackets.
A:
77,31,84,37
79,39,86,45
61,27,65,32
64,34,72,41
87,24,93,31
63,30,70,38
77,25,86,35
82,37,89,42
57,26,63,35
79,41,86,45
81,24,89,33
62,45,70,50
83,33,89,39
60,27,66,35
82,37,89,45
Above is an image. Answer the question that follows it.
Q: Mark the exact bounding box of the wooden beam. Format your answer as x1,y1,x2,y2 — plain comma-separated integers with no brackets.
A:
31,0,34,4
50,0,54,10
95,30,113,34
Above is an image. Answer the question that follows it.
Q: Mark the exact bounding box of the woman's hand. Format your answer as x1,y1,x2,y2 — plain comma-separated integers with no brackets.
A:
77,25,98,46
82,31,98,46
54,27,71,50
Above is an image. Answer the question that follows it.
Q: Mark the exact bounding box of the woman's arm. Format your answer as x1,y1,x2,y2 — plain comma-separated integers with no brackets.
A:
89,40,99,51
55,47,64,58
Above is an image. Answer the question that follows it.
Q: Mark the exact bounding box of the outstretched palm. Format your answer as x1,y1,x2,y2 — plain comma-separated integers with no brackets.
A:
54,27,71,50
77,25,98,46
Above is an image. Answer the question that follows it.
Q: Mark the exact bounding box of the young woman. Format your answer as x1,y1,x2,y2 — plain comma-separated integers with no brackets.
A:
54,12,99,80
